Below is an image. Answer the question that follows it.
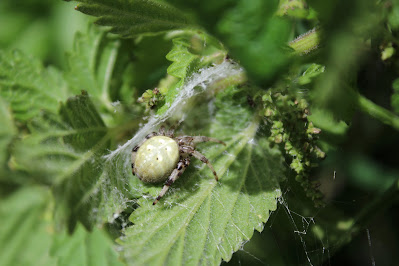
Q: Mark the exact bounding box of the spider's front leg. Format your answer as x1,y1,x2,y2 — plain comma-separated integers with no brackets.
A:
153,157,190,205
191,136,226,146
176,136,226,146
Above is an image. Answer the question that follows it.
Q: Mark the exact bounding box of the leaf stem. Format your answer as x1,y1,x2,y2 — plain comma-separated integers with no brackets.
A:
101,41,120,112
289,27,321,55
357,93,399,131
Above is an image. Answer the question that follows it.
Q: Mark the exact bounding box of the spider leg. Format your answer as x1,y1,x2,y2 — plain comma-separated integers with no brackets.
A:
166,125,176,138
131,132,158,175
192,136,226,146
159,126,166,136
176,136,226,146
181,146,220,181
153,157,190,205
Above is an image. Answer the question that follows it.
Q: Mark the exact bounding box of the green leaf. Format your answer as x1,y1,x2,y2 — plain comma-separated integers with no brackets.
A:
118,87,285,265
0,186,56,266
0,50,68,121
120,34,172,92
156,34,227,115
53,92,116,230
65,25,123,111
0,97,16,177
12,92,120,230
297,63,325,85
166,38,199,80
12,111,81,184
72,0,191,37
12,92,107,182
167,0,292,84
216,0,291,84
308,108,348,140
155,37,200,115
59,91,107,151
50,223,123,266
387,1,399,30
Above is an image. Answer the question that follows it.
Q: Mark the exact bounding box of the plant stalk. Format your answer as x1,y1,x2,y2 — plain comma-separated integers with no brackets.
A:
357,94,399,131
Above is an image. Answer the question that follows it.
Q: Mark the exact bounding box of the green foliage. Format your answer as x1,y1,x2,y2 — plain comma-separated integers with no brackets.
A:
392,78,399,113
289,28,322,55
166,0,292,84
297,63,325,85
157,37,200,113
1,0,399,265
276,0,317,19
7,84,128,232
308,108,349,142
0,50,67,121
0,185,122,266
0,0,88,66
71,0,191,37
12,111,85,184
51,223,123,266
261,88,325,206
119,89,284,265
388,1,399,30
0,187,56,266
65,25,127,112
76,0,292,84
0,98,16,176
216,0,291,84
52,93,114,230
166,37,199,80
140,33,227,113
12,93,106,178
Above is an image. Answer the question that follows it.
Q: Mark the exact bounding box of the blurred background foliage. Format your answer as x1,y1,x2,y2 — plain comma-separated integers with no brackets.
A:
0,0,87,67
1,0,399,265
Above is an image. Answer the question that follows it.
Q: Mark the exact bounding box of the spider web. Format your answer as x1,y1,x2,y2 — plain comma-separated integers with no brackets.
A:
105,60,243,162
229,169,385,266
97,59,289,266
95,60,244,225
93,60,351,266
227,187,330,265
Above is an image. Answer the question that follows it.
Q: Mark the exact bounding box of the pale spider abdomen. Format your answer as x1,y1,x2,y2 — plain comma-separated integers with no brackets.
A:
132,136,179,183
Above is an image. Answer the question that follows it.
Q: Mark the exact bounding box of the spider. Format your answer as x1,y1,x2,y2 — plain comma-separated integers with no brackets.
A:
131,127,225,205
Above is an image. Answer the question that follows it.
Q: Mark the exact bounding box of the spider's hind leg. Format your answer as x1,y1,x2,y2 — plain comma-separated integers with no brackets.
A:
181,146,220,181
153,157,190,205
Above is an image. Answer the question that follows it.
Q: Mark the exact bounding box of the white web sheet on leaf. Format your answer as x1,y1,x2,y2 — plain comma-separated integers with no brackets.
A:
105,60,243,163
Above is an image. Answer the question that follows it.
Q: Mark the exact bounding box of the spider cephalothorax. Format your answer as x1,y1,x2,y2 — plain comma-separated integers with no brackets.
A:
131,127,225,205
